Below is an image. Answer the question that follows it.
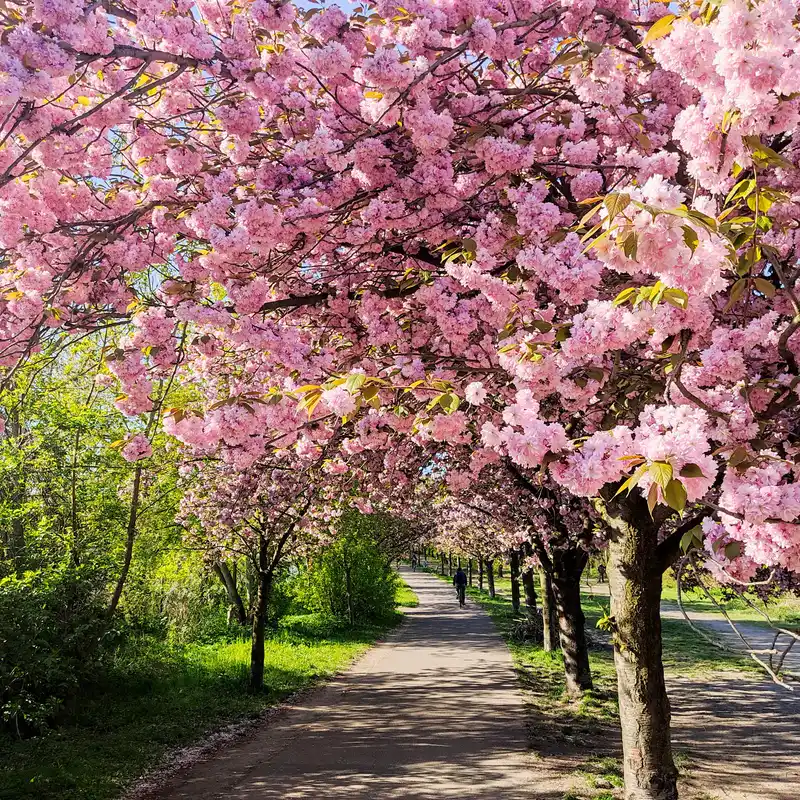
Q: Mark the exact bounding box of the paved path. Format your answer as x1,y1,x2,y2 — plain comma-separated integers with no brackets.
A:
151,568,558,800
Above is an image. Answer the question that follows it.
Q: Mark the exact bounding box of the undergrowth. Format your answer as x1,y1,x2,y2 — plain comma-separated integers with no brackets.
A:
0,592,409,800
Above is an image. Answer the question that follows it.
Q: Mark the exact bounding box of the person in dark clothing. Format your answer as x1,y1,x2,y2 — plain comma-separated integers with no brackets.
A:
453,566,467,607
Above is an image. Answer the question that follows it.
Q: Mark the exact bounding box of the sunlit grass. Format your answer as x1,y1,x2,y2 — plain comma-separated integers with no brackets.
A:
0,612,401,800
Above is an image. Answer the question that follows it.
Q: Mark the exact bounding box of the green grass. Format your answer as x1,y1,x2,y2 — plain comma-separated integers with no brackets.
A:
660,575,800,626
0,611,403,800
578,590,756,677
394,576,419,608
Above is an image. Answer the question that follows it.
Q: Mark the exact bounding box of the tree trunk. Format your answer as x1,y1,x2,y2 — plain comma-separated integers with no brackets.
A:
249,533,274,692
551,553,593,697
478,557,484,591
539,568,559,652
498,562,504,578
522,566,537,619
468,558,473,587
509,550,521,614
605,499,678,800
448,552,453,576
213,561,247,625
486,558,495,599
108,464,142,615
440,552,446,575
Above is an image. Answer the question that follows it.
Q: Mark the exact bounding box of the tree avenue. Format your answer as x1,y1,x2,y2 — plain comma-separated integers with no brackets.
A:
1,0,800,798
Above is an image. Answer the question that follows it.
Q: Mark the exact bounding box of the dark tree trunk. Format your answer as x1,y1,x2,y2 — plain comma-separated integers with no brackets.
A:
604,497,678,800
522,566,537,618
539,568,559,652
486,558,495,599
497,562,503,578
551,551,593,697
509,550,521,614
478,557,484,591
440,553,446,575
108,464,142,615
468,558,473,587
213,561,248,625
249,534,274,692
448,552,453,576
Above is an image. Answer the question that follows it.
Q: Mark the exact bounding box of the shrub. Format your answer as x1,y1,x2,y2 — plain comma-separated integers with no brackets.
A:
0,565,113,736
300,515,398,625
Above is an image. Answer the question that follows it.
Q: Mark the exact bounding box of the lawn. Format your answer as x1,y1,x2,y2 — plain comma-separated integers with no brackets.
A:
659,574,800,626
0,580,416,800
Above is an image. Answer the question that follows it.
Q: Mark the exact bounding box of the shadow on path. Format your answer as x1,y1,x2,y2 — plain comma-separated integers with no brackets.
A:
152,569,570,800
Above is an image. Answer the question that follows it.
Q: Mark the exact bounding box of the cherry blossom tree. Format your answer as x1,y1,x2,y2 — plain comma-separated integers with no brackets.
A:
3,0,800,797
180,454,337,690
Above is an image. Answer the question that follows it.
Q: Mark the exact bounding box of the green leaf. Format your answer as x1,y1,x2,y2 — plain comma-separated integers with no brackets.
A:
663,288,689,310
728,446,749,467
615,464,649,496
724,278,747,312
664,478,687,514
361,385,379,401
345,373,366,392
604,193,631,222
642,13,676,45
724,178,756,206
679,463,705,478
647,482,659,517
613,287,637,306
753,277,776,298
680,525,702,553
622,232,638,261
649,461,673,489
682,225,699,252
724,541,742,560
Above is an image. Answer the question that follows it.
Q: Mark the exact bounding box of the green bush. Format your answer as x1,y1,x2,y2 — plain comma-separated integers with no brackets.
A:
0,565,113,736
300,516,398,625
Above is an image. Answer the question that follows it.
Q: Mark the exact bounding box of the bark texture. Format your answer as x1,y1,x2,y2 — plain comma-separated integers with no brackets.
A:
601,496,678,800
550,551,592,697
539,568,559,653
522,567,537,618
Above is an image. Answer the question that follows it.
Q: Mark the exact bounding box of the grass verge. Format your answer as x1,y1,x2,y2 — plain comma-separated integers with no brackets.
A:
0,598,408,800
395,575,419,608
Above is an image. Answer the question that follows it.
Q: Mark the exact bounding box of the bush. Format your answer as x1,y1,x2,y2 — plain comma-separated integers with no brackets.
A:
0,565,113,736
300,516,398,625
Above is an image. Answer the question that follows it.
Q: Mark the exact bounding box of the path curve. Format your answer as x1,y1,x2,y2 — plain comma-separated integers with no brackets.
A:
151,568,548,800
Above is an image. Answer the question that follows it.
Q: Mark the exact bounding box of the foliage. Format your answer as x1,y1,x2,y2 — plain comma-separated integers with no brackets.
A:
299,513,399,625
0,612,393,800
0,565,113,736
